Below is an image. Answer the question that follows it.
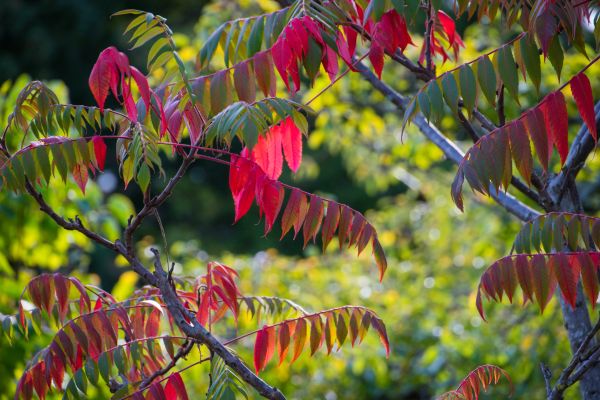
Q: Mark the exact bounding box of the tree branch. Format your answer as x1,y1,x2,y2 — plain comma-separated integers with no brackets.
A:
140,339,196,389
548,313,600,399
149,248,286,400
354,60,539,222
24,180,117,251
124,155,195,253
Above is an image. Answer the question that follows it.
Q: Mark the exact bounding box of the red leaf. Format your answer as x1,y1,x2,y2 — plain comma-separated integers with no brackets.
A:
122,77,138,121
91,136,107,171
338,205,354,248
254,326,275,373
357,224,374,255
281,117,302,173
252,128,283,180
570,72,597,142
553,254,581,308
349,213,367,247
508,120,533,185
254,51,277,97
164,372,189,400
535,9,558,57
233,60,256,103
437,11,456,45
321,45,339,82
515,255,534,303
541,91,569,164
531,255,557,313
281,189,309,239
577,253,599,308
72,164,89,194
372,236,387,281
321,202,340,251
258,180,284,235
196,291,210,327
130,66,151,109
31,362,47,399
524,107,550,172
369,316,390,357
229,154,257,223
342,26,358,57
89,48,116,111
369,43,384,79
278,321,294,365
272,35,294,92
148,382,167,400
336,31,354,67
303,195,325,247
53,274,70,322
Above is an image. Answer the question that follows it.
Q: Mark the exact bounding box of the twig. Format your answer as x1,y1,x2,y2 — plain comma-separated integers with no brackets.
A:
497,84,506,126
124,156,195,253
541,363,553,396
139,340,196,389
423,0,434,74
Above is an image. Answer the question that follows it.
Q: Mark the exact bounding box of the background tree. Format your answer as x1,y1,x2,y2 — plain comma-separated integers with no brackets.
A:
1,0,593,400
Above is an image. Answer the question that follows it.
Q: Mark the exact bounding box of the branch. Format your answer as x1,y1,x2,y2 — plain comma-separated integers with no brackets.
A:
354,60,539,222
24,180,117,251
423,1,434,74
124,155,195,253
548,313,600,399
139,339,196,389
148,249,286,400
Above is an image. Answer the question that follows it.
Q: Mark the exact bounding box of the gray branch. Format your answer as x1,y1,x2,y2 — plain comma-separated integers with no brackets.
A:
354,60,539,222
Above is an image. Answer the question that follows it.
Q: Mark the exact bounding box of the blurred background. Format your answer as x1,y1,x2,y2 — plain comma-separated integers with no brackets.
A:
2,0,600,398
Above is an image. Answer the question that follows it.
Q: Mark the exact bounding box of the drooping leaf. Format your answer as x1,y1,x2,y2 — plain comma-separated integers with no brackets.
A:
570,72,597,142
541,91,569,164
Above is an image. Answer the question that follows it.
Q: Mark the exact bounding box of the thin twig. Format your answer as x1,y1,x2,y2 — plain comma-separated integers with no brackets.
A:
140,340,196,389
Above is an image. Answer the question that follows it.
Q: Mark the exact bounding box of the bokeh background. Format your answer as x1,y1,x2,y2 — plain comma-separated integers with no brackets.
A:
2,0,600,398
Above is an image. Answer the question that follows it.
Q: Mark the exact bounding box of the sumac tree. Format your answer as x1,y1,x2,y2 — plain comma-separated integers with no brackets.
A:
2,0,600,399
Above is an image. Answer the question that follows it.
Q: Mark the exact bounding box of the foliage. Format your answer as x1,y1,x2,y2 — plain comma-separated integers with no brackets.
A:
3,0,600,399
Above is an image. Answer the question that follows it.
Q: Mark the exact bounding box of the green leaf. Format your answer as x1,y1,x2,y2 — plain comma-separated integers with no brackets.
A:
199,24,226,68
130,26,163,50
137,163,151,192
247,16,265,58
476,55,497,107
458,65,477,114
548,36,564,81
111,9,145,16
441,73,459,115
520,34,541,94
497,46,520,104
426,81,444,123
417,90,431,122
